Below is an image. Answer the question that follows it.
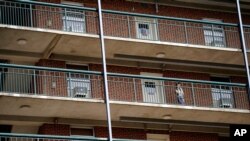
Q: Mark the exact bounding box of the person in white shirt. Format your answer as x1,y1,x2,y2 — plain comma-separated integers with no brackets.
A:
176,82,185,105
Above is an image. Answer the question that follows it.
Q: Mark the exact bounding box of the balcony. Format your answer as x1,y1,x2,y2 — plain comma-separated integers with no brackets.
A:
0,0,250,65
0,63,249,125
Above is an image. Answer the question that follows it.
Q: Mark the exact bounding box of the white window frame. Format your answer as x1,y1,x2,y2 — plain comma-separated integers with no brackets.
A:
62,1,86,33
203,19,226,47
141,72,165,104
211,76,234,108
66,64,91,98
135,17,158,40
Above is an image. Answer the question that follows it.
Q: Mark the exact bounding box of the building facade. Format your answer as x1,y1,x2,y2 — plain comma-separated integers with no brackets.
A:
0,0,250,141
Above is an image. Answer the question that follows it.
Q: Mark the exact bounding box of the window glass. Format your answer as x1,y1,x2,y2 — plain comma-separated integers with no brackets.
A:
203,19,225,47
62,1,85,33
136,17,158,40
71,128,93,136
210,76,233,108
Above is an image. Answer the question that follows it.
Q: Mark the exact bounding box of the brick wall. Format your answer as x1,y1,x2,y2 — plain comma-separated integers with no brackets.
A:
32,61,249,109
37,125,219,141
94,126,218,141
89,64,214,106
35,0,250,48
231,76,249,109
94,127,147,139
35,0,62,30
38,124,70,136
35,59,68,97
170,131,218,141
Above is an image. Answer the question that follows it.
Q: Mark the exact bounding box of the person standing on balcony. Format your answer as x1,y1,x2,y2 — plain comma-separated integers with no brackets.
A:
176,82,185,105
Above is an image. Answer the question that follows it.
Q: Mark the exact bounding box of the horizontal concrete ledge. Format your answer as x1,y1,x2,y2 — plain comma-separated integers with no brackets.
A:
1,93,249,114
0,93,104,103
0,24,241,52
0,24,99,39
109,100,250,114
105,36,242,52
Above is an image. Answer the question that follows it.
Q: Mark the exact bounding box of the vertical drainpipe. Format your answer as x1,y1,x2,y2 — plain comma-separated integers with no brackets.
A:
236,0,250,102
97,0,113,140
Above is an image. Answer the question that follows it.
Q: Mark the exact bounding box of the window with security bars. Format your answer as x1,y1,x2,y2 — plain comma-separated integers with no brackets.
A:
136,17,158,40
210,77,233,108
66,64,90,98
145,81,156,95
203,19,225,47
62,1,86,33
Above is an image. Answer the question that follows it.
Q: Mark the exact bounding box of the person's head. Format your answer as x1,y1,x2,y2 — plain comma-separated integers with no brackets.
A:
176,82,181,88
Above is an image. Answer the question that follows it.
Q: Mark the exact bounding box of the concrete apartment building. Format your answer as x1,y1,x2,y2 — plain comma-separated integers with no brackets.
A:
0,0,250,140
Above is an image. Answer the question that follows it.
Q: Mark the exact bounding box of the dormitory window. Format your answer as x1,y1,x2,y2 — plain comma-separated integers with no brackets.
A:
71,128,94,137
211,76,233,108
62,1,86,33
145,82,157,95
66,64,91,98
203,19,225,47
136,17,158,40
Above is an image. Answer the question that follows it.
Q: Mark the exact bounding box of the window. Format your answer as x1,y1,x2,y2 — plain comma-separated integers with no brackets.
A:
62,1,86,33
136,17,158,40
71,128,94,136
203,19,225,47
70,128,94,141
145,82,157,95
0,125,12,141
66,64,91,98
0,60,8,92
0,1,32,27
141,72,165,103
211,77,233,108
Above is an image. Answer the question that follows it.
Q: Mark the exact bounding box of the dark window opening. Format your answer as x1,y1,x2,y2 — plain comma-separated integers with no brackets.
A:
0,0,33,26
71,128,94,136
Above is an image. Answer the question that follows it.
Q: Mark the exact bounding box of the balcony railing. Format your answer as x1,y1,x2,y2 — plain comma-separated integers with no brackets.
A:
0,63,249,110
0,133,144,141
1,0,250,49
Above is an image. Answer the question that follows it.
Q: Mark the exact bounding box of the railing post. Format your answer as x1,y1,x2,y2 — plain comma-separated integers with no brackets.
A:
0,70,2,91
133,78,137,102
184,21,189,44
29,4,33,27
219,85,223,108
68,72,72,97
156,19,160,41
33,70,36,95
211,24,216,46
191,83,196,106
231,86,236,108
127,15,131,38
64,8,67,31
0,4,2,24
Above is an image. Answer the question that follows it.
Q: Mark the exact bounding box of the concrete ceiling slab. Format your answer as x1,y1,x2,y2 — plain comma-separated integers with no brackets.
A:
0,28,56,53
